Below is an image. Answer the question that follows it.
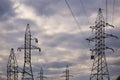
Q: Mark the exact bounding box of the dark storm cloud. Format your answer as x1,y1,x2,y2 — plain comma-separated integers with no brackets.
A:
0,0,15,21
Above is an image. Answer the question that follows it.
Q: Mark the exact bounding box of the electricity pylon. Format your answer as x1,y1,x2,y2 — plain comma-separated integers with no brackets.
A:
37,67,47,80
86,8,118,80
7,48,18,80
18,24,41,80
61,65,73,80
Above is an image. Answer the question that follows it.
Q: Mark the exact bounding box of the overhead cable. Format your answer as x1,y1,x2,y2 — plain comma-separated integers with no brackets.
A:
106,0,108,23
79,0,90,25
65,0,81,31
112,0,115,24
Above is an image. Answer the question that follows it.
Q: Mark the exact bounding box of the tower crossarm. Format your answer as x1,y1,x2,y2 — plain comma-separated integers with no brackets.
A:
17,45,41,51
90,22,114,30
90,49,96,53
106,23,114,28
17,46,24,51
106,46,114,53
104,33,118,39
86,37,95,42
31,45,41,51
90,46,114,53
90,26,95,31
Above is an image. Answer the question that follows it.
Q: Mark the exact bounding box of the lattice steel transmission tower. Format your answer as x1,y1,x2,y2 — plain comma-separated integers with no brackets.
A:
86,8,118,80
18,24,41,80
61,65,73,80
37,67,46,80
7,48,18,80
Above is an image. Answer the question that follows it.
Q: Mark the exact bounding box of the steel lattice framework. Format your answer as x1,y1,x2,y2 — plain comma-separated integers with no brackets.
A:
61,65,73,80
18,24,41,80
37,67,46,80
7,48,18,80
86,8,118,80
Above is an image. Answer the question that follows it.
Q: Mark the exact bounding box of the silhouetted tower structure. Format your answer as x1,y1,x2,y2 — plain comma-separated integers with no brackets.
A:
18,24,41,80
86,8,118,80
37,67,46,80
61,65,73,80
7,48,18,80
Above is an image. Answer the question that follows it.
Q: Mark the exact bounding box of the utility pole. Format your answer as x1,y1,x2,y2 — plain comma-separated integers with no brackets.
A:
86,8,118,80
37,67,46,80
18,24,41,80
7,48,18,80
61,65,73,80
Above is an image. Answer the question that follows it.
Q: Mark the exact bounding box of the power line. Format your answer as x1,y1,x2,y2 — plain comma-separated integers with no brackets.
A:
79,0,90,25
64,0,87,47
64,0,81,31
106,0,108,23
112,0,115,24
64,0,91,52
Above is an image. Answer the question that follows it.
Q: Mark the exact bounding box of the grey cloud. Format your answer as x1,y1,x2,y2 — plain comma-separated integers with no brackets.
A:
73,75,89,80
16,19,36,27
46,61,74,69
0,0,15,21
42,32,90,50
109,67,120,79
66,0,120,23
22,0,61,17
32,61,75,77
0,56,9,80
106,29,120,48
0,18,38,49
0,0,120,80
32,61,75,71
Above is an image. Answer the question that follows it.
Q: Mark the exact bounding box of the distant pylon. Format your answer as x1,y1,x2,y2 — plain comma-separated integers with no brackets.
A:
37,67,47,80
7,48,18,80
86,8,118,80
61,65,73,80
18,24,41,80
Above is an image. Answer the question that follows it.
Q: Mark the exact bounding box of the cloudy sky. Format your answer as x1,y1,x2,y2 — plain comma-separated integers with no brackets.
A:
0,0,120,80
